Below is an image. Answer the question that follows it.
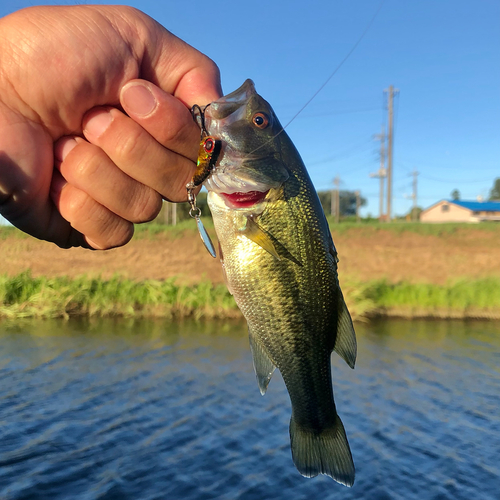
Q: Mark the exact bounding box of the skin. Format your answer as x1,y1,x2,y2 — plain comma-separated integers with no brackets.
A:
0,5,222,249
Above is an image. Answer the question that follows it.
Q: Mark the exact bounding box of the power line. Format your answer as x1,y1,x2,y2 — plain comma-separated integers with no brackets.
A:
306,137,374,166
419,174,493,184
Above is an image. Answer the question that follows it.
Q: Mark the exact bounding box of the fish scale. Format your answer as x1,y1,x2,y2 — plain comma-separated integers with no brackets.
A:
202,80,357,486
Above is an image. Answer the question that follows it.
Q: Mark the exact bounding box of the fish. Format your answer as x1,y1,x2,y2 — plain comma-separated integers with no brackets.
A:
199,79,357,486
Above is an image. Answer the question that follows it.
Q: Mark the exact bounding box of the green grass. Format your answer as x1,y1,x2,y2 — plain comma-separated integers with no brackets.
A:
326,218,500,237
360,277,500,319
0,225,30,240
1,272,500,321
0,272,238,320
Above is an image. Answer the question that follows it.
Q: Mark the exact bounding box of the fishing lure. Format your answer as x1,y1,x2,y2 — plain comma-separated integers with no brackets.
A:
186,105,221,258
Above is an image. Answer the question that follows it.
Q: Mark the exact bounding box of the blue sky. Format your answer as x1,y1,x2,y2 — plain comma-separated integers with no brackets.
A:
1,0,499,217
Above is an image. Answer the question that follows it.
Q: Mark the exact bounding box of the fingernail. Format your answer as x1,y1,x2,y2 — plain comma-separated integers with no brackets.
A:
121,83,157,117
84,109,113,140
54,137,78,163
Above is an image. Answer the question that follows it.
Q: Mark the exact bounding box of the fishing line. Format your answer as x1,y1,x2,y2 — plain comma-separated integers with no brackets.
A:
245,0,386,158
281,0,386,130
190,0,386,195
280,106,381,120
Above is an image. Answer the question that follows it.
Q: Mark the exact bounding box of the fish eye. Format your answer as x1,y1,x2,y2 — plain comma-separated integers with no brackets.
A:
252,112,270,129
204,137,215,153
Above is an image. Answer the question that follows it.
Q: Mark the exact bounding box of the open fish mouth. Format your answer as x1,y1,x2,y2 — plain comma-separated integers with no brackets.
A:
205,170,269,208
219,190,269,208
204,168,274,208
204,167,274,193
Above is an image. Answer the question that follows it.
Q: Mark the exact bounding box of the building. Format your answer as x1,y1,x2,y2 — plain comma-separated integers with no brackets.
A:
420,200,500,223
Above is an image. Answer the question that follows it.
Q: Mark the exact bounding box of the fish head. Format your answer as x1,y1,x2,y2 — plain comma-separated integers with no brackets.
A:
203,80,289,210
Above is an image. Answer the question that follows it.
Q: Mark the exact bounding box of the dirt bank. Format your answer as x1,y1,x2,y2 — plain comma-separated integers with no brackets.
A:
1,225,499,285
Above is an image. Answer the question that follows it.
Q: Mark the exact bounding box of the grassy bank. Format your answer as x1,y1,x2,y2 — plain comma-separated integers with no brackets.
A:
1,272,499,321
361,278,500,320
0,272,239,320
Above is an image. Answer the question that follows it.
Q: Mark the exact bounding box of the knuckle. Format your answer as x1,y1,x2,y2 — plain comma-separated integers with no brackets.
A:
59,185,134,250
66,145,101,182
114,126,144,160
205,59,221,83
93,222,134,250
160,118,190,146
62,188,93,221
129,189,162,223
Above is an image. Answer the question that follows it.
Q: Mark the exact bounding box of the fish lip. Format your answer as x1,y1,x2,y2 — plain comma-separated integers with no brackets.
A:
219,190,269,209
204,167,276,195
204,80,256,121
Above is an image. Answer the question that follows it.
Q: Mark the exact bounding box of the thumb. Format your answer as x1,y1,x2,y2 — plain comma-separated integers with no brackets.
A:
132,12,223,106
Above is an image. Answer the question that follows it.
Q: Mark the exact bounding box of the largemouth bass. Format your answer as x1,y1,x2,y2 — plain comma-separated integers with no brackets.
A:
199,80,357,486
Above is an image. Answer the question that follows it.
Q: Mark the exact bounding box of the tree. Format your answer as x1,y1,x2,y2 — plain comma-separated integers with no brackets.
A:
489,178,500,200
450,189,460,201
317,190,367,217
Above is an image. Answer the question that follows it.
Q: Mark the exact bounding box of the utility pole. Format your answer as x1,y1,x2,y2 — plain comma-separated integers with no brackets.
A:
163,201,170,225
411,169,418,221
330,184,335,217
384,85,398,222
333,176,340,224
370,125,387,221
171,202,177,226
355,190,361,223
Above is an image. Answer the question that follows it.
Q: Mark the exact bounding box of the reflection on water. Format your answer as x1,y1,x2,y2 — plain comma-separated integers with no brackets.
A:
0,318,499,500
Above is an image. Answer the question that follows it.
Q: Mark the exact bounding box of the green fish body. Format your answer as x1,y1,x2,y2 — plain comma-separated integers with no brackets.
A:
203,80,357,486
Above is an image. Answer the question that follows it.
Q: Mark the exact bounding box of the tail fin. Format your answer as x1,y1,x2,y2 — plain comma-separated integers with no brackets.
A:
289,414,355,487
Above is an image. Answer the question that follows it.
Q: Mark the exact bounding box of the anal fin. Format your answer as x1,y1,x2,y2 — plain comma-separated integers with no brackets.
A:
333,294,357,369
248,327,276,395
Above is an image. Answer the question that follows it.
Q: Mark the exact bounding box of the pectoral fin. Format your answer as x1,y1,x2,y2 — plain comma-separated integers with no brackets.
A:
241,216,301,266
333,294,357,369
248,327,276,395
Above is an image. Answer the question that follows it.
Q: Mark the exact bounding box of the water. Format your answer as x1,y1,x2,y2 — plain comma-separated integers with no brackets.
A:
0,317,499,500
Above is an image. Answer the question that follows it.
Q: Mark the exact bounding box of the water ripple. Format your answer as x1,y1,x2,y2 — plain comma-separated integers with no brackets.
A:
0,318,499,499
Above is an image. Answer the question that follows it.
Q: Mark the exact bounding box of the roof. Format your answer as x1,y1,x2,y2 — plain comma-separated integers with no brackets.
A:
447,200,500,212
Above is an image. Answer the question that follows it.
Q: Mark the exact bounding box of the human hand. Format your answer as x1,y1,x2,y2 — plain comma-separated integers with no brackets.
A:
0,5,221,249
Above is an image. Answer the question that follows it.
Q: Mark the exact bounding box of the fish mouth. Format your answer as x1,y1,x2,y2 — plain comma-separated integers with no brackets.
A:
204,167,275,196
204,168,272,208
220,190,269,208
